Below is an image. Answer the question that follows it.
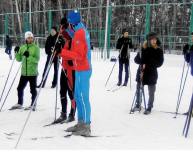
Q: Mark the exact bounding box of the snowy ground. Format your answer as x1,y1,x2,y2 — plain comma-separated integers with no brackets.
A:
0,48,192,149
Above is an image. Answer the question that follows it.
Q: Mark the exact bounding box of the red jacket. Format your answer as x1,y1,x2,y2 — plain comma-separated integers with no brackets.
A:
60,28,90,71
60,29,75,89
61,40,75,71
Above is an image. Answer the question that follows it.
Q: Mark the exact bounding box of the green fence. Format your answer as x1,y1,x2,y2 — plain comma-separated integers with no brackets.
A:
0,2,193,57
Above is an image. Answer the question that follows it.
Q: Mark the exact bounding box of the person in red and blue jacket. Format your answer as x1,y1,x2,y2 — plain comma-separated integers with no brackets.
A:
56,10,92,136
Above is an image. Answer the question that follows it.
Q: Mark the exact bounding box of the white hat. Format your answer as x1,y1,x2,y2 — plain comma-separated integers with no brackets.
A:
25,31,34,40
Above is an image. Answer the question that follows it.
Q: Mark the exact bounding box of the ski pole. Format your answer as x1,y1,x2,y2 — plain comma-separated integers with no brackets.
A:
0,36,23,104
54,57,59,121
38,27,62,89
129,90,137,114
174,64,189,118
58,59,74,89
0,58,15,104
182,92,193,137
142,86,147,110
105,45,124,87
105,60,117,87
174,60,186,116
0,64,21,112
129,59,132,89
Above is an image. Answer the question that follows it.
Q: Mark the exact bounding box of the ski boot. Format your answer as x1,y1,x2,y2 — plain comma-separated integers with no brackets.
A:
51,84,56,89
54,112,67,124
144,108,152,115
123,82,127,86
24,106,36,111
72,123,91,137
117,82,122,86
131,104,141,113
65,115,75,123
10,104,23,110
65,121,84,132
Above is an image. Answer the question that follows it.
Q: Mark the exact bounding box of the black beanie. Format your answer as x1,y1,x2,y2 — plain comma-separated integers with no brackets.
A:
51,26,57,32
122,28,128,34
146,32,157,40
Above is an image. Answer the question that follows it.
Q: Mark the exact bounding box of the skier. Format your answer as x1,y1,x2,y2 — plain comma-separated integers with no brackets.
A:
55,10,92,136
182,33,193,117
54,17,76,123
116,29,133,86
37,26,59,88
5,35,12,60
183,32,193,76
11,31,40,111
133,32,164,115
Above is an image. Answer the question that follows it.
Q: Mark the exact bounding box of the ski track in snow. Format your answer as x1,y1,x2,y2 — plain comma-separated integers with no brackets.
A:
0,48,193,149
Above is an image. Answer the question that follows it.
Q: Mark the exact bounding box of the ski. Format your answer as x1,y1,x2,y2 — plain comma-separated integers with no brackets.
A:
107,85,123,92
4,132,17,136
8,107,24,111
43,122,59,127
157,111,186,116
64,133,101,138
30,136,54,140
157,110,186,116
64,132,119,138
43,120,67,127
111,86,123,92
106,85,117,91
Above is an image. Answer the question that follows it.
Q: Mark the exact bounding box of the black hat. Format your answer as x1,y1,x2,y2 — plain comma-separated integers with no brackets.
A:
146,32,157,40
122,28,128,34
51,26,57,32
60,17,69,29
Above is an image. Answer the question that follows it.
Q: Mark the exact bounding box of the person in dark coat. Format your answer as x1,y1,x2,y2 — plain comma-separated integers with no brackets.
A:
53,17,76,124
116,29,133,86
5,35,12,60
182,33,193,116
37,26,59,88
133,32,164,115
183,32,193,76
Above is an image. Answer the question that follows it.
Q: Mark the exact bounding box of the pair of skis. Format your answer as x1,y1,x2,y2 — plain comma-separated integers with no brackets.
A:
106,85,124,92
8,106,36,111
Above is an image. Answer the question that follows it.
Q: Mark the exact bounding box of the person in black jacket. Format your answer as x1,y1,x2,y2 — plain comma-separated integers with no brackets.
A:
5,35,12,60
183,32,193,76
37,26,59,88
116,29,133,86
133,32,164,115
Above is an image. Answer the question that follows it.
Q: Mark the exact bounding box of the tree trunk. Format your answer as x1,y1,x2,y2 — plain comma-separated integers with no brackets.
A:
15,0,22,35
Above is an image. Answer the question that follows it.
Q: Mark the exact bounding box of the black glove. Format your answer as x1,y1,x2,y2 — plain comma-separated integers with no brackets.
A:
183,44,190,55
14,46,20,53
23,51,29,58
55,36,65,54
68,60,73,66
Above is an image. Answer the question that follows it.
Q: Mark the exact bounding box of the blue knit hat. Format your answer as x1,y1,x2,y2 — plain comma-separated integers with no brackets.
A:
67,10,81,25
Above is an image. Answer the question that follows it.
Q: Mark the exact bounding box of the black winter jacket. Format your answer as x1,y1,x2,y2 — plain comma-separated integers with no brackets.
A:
134,47,164,85
116,37,133,63
45,33,58,56
6,37,12,48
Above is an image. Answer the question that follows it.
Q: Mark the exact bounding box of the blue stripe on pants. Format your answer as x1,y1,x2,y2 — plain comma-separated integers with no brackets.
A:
75,70,92,124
